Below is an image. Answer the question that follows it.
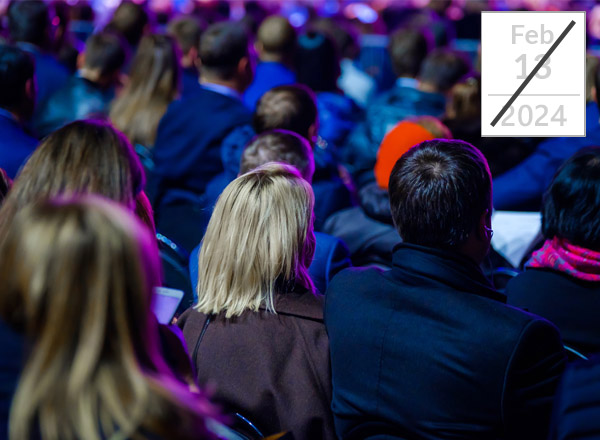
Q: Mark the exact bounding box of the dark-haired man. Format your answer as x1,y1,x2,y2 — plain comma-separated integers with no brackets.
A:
243,15,297,111
0,45,38,178
325,139,566,439
346,37,469,185
35,32,127,137
8,0,69,110
153,21,253,200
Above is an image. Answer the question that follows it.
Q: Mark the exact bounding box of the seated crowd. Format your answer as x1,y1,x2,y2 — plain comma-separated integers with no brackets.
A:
0,1,600,439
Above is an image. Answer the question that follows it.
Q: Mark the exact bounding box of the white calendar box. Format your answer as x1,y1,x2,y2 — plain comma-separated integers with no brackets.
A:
481,11,586,137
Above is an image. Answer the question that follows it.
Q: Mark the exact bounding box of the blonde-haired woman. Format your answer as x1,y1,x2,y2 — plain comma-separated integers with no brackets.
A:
110,33,180,148
178,163,335,440
0,197,218,440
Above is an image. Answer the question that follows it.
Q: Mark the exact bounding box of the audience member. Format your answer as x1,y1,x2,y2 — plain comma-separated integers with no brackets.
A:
0,120,144,235
324,117,448,266
0,45,38,179
167,15,203,96
296,30,360,149
243,15,297,111
105,0,149,52
178,163,335,439
152,21,253,201
311,17,377,108
507,147,600,355
494,57,600,210
7,0,70,110
442,75,536,177
192,129,351,295
0,197,219,440
346,39,469,185
36,31,127,137
110,34,180,148
250,84,354,229
325,139,566,439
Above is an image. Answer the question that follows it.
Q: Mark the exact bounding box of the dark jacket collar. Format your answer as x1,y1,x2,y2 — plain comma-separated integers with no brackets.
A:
390,243,506,303
265,290,324,322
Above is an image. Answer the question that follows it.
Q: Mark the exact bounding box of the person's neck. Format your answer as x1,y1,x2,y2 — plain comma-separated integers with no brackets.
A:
200,76,243,94
0,107,25,125
417,82,440,94
260,53,286,64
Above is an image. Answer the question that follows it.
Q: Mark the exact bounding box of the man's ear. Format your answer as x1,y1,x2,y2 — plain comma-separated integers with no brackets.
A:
592,85,597,104
477,209,492,242
25,77,35,102
307,122,318,146
188,46,198,64
77,52,86,70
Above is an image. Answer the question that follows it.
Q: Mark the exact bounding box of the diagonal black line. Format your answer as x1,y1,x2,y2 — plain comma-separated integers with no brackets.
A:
490,19,576,127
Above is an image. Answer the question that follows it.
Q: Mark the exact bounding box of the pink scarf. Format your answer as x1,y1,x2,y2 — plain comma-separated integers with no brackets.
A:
526,237,600,282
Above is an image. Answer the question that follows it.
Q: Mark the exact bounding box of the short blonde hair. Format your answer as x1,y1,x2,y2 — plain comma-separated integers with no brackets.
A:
196,162,315,318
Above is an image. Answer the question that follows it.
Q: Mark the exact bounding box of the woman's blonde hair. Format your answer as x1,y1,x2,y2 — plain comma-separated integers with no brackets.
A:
0,197,216,440
110,33,180,147
196,162,316,318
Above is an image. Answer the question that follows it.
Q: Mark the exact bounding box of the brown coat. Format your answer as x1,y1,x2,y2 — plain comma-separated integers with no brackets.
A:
177,291,336,440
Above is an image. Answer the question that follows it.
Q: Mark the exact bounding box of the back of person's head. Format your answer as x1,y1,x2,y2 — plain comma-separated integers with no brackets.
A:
197,163,316,318
253,84,318,141
310,17,359,60
110,33,179,147
295,30,340,93
198,21,249,81
389,27,430,79
0,120,144,234
7,0,49,47
418,49,470,93
542,147,600,250
105,1,149,48
586,54,599,103
0,197,217,440
374,117,451,190
445,75,481,120
256,15,296,60
0,45,35,116
167,15,203,57
594,62,600,113
83,31,127,79
389,139,491,250
240,130,315,182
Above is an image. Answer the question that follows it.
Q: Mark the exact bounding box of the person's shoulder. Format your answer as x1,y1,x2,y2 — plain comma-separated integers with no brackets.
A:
327,265,385,294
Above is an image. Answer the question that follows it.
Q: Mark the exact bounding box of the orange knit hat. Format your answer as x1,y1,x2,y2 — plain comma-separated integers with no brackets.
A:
374,121,435,190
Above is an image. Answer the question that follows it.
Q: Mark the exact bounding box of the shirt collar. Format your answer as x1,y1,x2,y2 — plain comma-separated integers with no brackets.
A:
201,82,242,100
0,108,18,123
396,77,419,89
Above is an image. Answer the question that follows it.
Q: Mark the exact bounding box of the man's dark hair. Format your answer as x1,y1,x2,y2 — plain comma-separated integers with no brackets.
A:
295,31,339,93
542,147,600,250
253,85,317,140
389,139,491,249
167,16,203,55
199,21,249,80
594,62,600,113
418,49,470,93
105,1,149,48
7,0,49,47
388,27,430,78
240,129,314,182
84,32,127,77
257,15,296,57
0,45,35,112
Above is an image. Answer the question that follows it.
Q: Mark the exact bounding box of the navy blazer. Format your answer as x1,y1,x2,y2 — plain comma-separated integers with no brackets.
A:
549,356,600,440
189,231,351,298
0,111,38,178
153,87,252,197
325,243,566,440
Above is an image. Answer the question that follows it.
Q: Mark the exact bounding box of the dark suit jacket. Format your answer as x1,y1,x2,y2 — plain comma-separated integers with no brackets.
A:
549,356,600,440
178,291,336,440
507,268,600,355
0,319,24,439
188,231,351,298
325,243,566,440
0,111,38,178
153,87,252,197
